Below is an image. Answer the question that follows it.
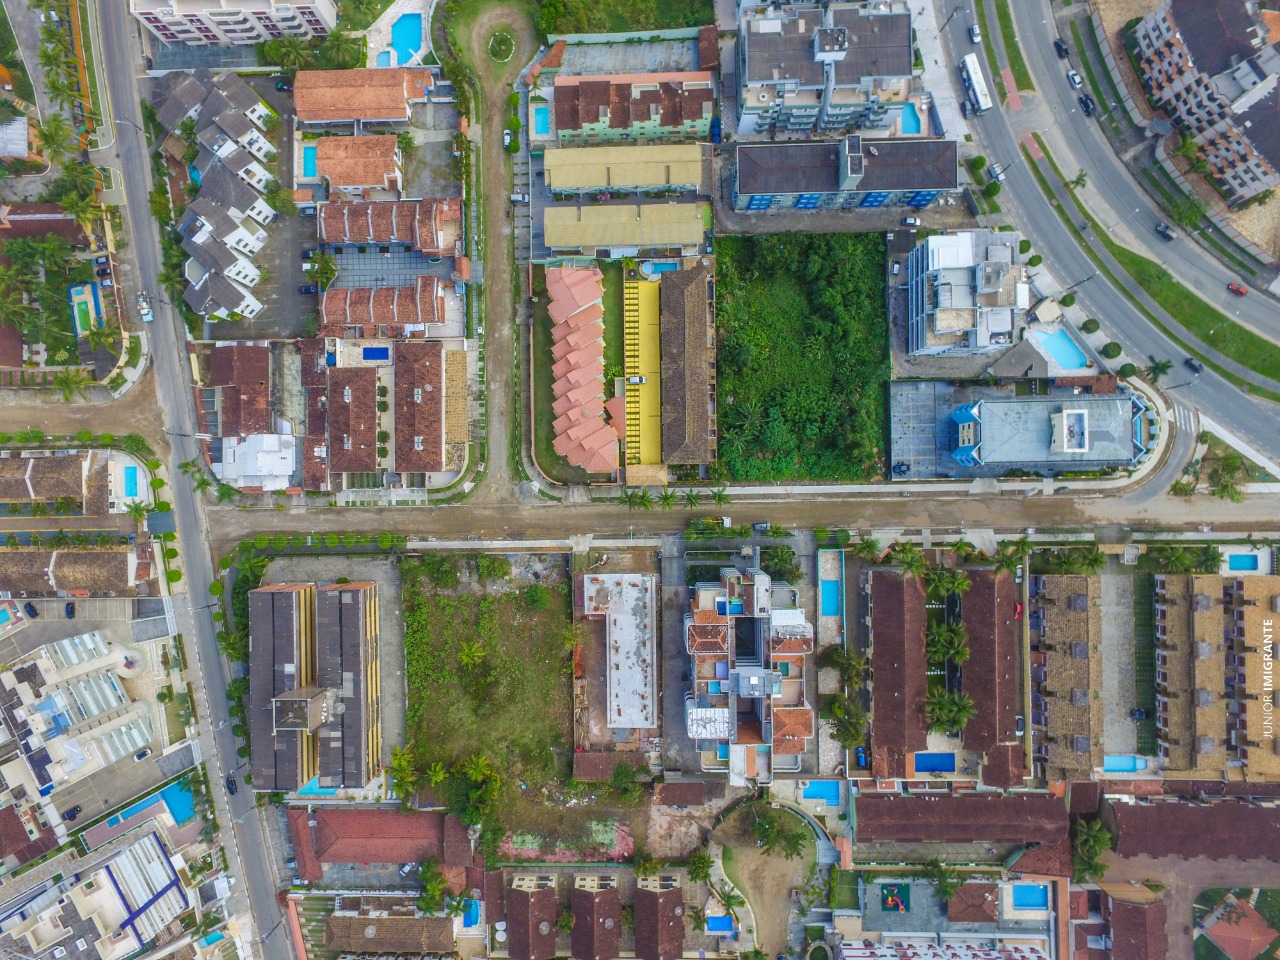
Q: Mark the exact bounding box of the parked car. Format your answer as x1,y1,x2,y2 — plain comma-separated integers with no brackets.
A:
902,216,921,226
225,776,238,795
93,256,109,266
969,23,982,43
275,80,293,92
1014,602,1024,620
626,375,647,384
510,193,529,203
502,129,512,148
100,278,114,288
1155,221,1176,242
22,602,38,619
1067,69,1083,89
1184,357,1204,373
1130,708,1149,720
891,259,901,276
399,863,416,877
299,205,317,218
987,162,1006,183
1015,715,1026,735
1228,281,1248,296
298,284,318,295
753,522,771,533
1054,38,1070,58
63,806,81,821
300,247,316,259
96,267,111,278
133,748,152,762
710,116,722,144
1077,94,1096,117
960,99,971,118
284,857,297,870
64,602,75,619
1015,564,1023,584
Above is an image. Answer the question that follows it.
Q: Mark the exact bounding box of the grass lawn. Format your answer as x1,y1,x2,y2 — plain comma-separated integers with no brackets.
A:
540,0,712,34
401,554,578,841
1140,169,1260,277
1193,935,1232,960
1070,19,1122,132
1131,573,1157,754
600,259,624,375
1203,433,1276,481
75,0,103,135
992,0,1034,91
0,3,35,104
832,870,859,910
972,4,1005,101
1254,889,1280,935
531,266,594,485
715,234,888,482
446,0,538,82
336,0,396,32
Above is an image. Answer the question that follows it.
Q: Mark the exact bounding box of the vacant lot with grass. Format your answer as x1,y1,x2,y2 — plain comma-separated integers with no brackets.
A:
716,234,888,482
538,0,711,34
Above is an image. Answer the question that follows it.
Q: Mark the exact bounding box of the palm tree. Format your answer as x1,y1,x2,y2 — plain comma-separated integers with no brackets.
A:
816,645,869,687
636,489,654,512
274,36,311,71
45,76,79,111
850,535,882,562
83,321,118,354
461,752,493,782
1069,168,1087,189
125,501,149,525
1072,545,1106,574
621,489,641,511
59,191,100,234
191,472,213,494
994,548,1022,577
1195,544,1223,572
1072,818,1112,882
1145,356,1173,383
711,487,730,507
682,490,701,508
58,161,99,199
425,760,448,786
925,690,976,733
459,640,485,668
35,113,75,167
890,542,928,579
947,569,972,596
53,367,91,400
947,538,980,560
924,567,950,596
318,29,362,69
445,896,470,919
922,859,962,899
657,489,676,511
926,622,971,665
828,694,868,749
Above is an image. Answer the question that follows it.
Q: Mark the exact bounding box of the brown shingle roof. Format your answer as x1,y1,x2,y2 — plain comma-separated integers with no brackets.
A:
0,454,85,502
507,886,559,960
854,794,1068,844
1108,897,1168,960
552,74,714,134
947,883,999,923
962,569,1022,758
394,340,445,473
659,264,713,464
570,886,621,960
1109,800,1280,860
869,571,927,779
288,808,480,883
634,888,684,960
698,26,720,70
207,344,270,436
314,134,400,189
325,913,456,953
0,204,89,261
0,804,56,870
0,324,22,367
326,367,378,475
52,551,132,594
772,706,815,755
1011,833,1074,878
294,68,430,123
317,198,460,255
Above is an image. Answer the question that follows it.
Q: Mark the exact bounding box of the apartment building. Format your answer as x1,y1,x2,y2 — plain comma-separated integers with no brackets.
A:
131,0,335,46
737,2,914,137
533,72,715,148
683,567,815,785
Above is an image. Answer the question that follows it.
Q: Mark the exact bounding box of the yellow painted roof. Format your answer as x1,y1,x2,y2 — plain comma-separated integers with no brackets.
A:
544,202,707,250
544,144,703,190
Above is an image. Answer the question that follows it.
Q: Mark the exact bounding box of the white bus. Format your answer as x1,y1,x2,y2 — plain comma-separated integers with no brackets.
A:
961,53,994,114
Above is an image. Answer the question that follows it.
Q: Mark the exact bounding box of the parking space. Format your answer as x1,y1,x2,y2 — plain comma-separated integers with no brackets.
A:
1099,559,1139,754
325,245,454,288
0,611,139,665
887,379,959,479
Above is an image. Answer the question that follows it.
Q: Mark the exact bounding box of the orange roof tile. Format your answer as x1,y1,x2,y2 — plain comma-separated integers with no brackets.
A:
314,135,400,189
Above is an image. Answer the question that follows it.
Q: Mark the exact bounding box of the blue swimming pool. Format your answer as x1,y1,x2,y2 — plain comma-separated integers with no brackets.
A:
390,13,423,66
159,779,197,824
1229,554,1260,571
914,752,956,773
198,933,225,947
705,915,735,933
376,50,392,67
716,599,744,616
1034,328,1089,370
463,899,480,927
802,780,841,806
188,164,201,186
533,105,550,136
1013,884,1049,910
820,579,841,617
302,144,317,179
123,465,138,499
717,744,729,761
297,776,339,797
0,608,10,626
1102,754,1147,773
901,102,922,134
363,346,390,361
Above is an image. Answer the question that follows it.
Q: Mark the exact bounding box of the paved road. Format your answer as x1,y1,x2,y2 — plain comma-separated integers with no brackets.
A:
938,14,1280,464
91,4,292,958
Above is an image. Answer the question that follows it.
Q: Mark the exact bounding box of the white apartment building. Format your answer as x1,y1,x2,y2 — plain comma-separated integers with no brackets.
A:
130,0,336,46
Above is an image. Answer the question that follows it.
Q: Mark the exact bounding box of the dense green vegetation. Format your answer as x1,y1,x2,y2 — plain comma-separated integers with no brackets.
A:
715,234,888,482
0,234,95,364
537,0,711,34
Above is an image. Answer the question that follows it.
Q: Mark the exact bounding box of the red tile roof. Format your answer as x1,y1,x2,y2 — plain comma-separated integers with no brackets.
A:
288,808,480,883
0,204,89,262
394,340,445,473
1012,833,1074,878
1109,898,1169,960
545,266,614,473
294,68,431,123
570,886,621,960
541,40,567,70
698,26,720,70
0,323,22,367
326,367,378,474
869,571,927,779
207,344,270,436
507,886,558,960
552,73,714,134
855,794,1068,844
947,883,999,923
320,276,445,338
0,804,56,870
634,888,684,960
317,199,460,255
961,570,1023,777
772,706,815,755
1110,800,1280,860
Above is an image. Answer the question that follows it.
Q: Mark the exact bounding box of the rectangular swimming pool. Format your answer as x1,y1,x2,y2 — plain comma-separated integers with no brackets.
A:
1012,884,1049,910
900,102,922,134
0,607,10,626
302,145,317,179
363,346,390,361
914,752,956,773
1228,554,1260,571
705,915,735,933
1102,754,1147,773
1033,328,1089,370
123,465,138,499
802,780,841,806
533,105,550,136
820,579,841,617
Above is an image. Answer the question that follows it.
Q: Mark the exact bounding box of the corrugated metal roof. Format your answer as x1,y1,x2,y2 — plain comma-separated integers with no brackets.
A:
544,144,703,190
544,203,706,250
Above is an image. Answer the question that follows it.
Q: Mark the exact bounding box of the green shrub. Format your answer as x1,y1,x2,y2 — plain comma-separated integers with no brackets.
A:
1118,362,1137,377
983,182,1002,198
1100,342,1123,359
1018,239,1031,255
1082,318,1100,334
1060,293,1077,308
524,584,552,610
1027,254,1043,267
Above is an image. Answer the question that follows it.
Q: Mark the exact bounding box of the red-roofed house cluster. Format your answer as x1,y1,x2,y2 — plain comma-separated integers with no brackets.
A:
546,265,620,474
317,198,461,256
319,276,446,339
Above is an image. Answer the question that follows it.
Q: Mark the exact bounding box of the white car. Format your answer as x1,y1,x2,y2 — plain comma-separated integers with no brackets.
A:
969,23,982,43
1067,70,1083,90
502,129,512,148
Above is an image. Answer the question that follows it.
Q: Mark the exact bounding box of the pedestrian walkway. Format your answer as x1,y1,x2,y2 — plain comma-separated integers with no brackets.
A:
913,1,966,137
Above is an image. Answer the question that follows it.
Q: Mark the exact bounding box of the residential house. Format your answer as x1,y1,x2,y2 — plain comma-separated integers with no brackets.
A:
905,230,1030,355
634,878,685,960
866,570,927,780
319,276,448,339
657,261,716,469
150,69,273,132
683,567,816,785
0,203,90,257
733,136,958,212
0,450,106,511
542,202,708,257
317,198,461,256
1104,797,1280,860
507,877,559,960
1134,0,1280,204
737,3,915,136
0,549,144,596
393,340,446,475
326,366,380,478
294,68,433,131
1030,574,1104,782
313,134,403,197
1069,887,1167,960
544,143,704,195
325,896,458,955
961,569,1027,789
131,0,335,45
197,162,276,227
570,879,621,960
1153,573,1280,780
579,574,657,731
534,72,715,149
853,794,1068,844
201,341,271,437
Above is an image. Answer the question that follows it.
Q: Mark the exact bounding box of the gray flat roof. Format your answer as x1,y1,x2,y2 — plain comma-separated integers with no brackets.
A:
971,394,1142,466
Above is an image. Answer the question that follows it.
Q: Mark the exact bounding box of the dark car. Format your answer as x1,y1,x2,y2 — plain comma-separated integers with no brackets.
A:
225,776,238,795
64,602,75,619
300,247,316,260
275,80,293,92
1155,221,1176,242
93,255,109,266
1054,38,1069,59
63,805,81,822
22,602,38,619
710,116,722,144
133,748,151,762
298,283,318,295
96,267,111,277
299,206,317,218
1130,708,1149,720
1078,94,1096,117
1184,357,1204,373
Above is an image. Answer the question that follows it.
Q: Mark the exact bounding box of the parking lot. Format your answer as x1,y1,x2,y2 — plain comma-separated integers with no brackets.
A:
888,379,962,480
325,245,455,288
